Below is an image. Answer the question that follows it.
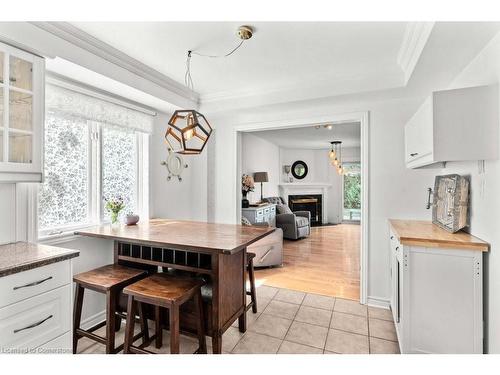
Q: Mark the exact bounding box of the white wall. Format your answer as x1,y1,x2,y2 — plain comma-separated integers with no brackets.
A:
150,112,208,221
0,184,16,244
280,148,329,183
241,133,280,203
240,137,361,223
280,147,360,224
207,95,436,307
433,32,500,353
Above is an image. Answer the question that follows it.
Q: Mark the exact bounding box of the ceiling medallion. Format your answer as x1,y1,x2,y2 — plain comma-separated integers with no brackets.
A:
329,141,344,175
165,25,254,155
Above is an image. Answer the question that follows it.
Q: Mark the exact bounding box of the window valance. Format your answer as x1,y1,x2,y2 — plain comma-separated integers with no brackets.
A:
45,83,154,133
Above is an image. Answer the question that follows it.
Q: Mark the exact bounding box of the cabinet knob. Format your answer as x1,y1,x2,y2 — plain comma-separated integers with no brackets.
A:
410,152,419,157
390,236,394,240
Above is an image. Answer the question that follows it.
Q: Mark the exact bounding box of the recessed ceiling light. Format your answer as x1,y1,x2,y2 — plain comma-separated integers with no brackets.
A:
314,125,321,129
325,124,333,130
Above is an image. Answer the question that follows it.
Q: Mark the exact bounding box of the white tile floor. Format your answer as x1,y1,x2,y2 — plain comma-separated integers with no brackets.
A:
77,285,400,354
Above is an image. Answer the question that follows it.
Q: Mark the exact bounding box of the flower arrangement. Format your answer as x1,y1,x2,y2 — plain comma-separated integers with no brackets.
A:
242,174,255,197
105,197,125,225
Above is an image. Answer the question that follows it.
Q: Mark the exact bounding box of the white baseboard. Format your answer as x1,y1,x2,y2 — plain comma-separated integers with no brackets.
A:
80,310,106,330
367,296,390,309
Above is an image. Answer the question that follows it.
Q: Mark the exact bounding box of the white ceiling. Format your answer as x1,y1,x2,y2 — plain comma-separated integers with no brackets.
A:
70,22,408,100
249,122,361,149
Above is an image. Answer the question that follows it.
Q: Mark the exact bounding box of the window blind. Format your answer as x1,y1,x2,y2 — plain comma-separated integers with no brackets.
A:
45,83,154,134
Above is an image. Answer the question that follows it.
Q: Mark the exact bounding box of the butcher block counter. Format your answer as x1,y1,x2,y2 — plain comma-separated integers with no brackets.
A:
388,219,487,354
389,219,489,252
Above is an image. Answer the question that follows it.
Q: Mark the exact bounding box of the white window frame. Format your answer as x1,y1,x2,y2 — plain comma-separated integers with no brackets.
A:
34,118,150,242
341,161,361,223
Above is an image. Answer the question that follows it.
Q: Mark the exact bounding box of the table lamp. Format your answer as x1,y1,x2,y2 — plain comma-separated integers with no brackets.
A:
253,172,269,202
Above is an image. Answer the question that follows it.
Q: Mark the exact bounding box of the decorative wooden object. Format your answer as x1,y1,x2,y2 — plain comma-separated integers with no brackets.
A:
431,174,469,233
75,219,275,354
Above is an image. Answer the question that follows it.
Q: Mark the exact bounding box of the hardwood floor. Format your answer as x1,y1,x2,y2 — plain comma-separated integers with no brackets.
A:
254,224,360,300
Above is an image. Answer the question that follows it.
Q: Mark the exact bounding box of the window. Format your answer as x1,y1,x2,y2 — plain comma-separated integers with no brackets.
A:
38,113,89,231
38,83,152,238
343,162,361,222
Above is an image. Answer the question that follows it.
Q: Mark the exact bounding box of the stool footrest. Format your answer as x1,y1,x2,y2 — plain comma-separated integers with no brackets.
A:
76,325,146,353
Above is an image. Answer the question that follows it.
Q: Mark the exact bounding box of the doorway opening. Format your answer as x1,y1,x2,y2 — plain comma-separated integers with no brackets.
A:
234,112,369,303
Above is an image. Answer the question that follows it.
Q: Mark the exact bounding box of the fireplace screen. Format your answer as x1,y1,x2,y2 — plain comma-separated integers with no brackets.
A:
288,194,322,226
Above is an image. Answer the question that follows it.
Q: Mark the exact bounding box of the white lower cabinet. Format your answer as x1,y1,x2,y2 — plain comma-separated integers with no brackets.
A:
390,229,483,353
0,260,73,354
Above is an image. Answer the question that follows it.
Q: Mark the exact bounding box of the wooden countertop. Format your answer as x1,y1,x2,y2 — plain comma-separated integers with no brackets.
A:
0,242,80,277
389,220,489,252
76,219,275,254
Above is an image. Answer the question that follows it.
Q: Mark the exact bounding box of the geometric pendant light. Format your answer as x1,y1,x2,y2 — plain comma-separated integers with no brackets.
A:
165,25,253,155
165,109,213,154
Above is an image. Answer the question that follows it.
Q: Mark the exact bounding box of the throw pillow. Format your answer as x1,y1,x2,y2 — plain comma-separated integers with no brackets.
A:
276,204,292,215
241,216,253,226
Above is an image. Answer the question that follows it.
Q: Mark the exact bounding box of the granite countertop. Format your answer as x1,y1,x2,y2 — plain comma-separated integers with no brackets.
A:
0,242,80,277
389,219,489,252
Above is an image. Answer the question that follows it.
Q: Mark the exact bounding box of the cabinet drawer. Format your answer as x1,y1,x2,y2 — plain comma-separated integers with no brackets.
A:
36,331,71,354
0,261,71,309
0,285,71,350
256,209,264,217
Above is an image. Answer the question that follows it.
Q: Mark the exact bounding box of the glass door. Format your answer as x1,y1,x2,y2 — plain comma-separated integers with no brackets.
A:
0,41,43,182
342,162,361,222
7,54,34,164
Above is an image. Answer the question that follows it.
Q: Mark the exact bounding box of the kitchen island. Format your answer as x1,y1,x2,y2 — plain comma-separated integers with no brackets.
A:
76,219,274,354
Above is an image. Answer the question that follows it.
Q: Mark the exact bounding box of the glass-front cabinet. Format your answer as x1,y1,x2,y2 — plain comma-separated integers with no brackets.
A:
0,41,44,182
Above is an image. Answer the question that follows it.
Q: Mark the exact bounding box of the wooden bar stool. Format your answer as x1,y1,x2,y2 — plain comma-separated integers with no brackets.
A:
73,264,149,354
246,252,258,314
123,273,206,354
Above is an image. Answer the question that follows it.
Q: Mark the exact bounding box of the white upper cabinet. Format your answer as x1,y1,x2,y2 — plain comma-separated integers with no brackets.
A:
0,41,45,182
405,85,499,168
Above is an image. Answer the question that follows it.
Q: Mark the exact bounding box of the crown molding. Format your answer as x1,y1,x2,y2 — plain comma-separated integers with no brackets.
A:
200,67,404,113
30,22,198,104
397,22,435,85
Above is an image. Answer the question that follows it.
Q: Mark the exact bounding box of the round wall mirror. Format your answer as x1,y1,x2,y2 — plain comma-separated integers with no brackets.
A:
291,160,308,179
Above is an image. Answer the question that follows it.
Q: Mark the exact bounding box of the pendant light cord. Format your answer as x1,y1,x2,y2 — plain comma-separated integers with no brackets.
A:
184,39,246,91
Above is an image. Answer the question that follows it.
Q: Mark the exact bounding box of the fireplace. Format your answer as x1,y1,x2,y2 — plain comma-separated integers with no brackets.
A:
288,194,323,226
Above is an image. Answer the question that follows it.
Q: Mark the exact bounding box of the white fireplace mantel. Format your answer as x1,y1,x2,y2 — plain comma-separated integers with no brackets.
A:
278,182,332,224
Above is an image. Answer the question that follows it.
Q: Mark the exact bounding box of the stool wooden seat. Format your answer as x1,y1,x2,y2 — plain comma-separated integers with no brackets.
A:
123,273,207,354
246,252,257,314
73,264,149,354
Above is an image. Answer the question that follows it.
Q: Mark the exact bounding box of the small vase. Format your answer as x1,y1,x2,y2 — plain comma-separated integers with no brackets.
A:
110,212,120,227
242,192,249,208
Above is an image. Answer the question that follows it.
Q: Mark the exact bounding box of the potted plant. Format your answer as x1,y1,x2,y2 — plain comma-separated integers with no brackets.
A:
241,174,255,208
